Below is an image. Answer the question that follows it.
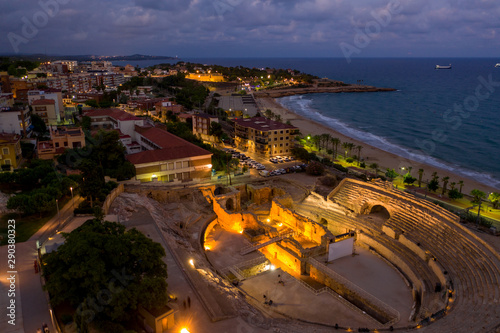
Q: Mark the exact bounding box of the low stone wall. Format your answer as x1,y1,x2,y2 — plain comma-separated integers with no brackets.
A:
103,183,124,215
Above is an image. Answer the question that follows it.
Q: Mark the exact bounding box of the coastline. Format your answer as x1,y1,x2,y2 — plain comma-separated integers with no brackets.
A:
254,95,499,196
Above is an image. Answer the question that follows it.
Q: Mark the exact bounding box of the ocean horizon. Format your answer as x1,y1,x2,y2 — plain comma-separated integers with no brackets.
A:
116,57,500,190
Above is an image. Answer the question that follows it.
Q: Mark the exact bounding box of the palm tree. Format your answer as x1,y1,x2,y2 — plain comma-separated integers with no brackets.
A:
331,138,341,161
418,168,424,187
431,171,438,180
441,176,450,195
356,145,363,166
369,163,379,175
342,142,350,159
458,180,464,193
348,143,355,157
450,182,456,190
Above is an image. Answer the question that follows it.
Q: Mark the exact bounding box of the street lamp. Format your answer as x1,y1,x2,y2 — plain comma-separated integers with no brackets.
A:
55,199,60,229
70,187,74,211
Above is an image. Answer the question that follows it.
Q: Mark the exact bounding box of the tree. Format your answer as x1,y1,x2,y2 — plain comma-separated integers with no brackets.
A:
81,116,91,130
342,142,350,158
489,192,500,209
31,114,47,134
403,173,417,185
209,121,223,140
458,180,464,193
306,161,324,176
470,189,486,204
427,178,439,192
385,168,399,181
356,145,363,166
448,188,463,200
450,182,456,191
369,163,379,175
417,168,424,187
43,219,168,322
331,137,340,160
78,159,105,207
441,176,450,195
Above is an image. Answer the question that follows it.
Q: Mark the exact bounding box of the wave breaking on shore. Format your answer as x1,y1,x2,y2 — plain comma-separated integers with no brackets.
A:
277,95,500,190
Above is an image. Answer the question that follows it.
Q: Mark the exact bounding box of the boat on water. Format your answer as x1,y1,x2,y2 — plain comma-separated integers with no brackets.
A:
435,64,452,69
495,63,500,68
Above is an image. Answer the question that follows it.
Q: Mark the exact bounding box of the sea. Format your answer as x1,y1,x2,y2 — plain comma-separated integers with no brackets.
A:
114,58,500,190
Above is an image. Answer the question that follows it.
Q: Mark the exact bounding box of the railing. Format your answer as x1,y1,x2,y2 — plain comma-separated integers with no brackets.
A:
308,257,400,324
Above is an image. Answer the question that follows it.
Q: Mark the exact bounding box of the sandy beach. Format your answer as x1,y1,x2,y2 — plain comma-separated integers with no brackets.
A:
255,95,499,196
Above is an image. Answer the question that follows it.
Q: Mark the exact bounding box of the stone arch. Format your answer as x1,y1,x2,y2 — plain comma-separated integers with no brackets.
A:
368,204,391,219
226,198,234,211
214,187,223,196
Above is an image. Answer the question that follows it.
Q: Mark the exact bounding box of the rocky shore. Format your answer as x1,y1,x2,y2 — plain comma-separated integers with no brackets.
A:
253,85,396,98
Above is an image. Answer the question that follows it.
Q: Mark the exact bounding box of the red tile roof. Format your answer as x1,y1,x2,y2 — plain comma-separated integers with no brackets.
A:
85,108,142,121
233,117,297,131
31,98,55,105
126,127,212,165
0,133,21,143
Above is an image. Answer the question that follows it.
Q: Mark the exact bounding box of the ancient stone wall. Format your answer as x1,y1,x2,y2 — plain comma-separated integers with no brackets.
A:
270,200,331,246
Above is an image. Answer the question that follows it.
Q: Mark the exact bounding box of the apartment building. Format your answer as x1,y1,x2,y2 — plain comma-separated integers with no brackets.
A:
233,117,298,157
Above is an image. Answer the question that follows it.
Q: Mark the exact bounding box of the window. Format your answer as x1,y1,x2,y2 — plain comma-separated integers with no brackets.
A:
280,137,283,140
64,142,68,147
168,162,174,170
274,138,277,141
55,142,59,148
280,130,283,134
4,159,11,165
2,148,8,155
274,131,277,134
176,161,182,169
182,161,189,168
280,144,283,147
286,136,289,140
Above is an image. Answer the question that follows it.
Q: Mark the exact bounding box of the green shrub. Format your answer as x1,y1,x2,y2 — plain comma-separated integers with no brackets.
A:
346,157,354,163
333,164,348,173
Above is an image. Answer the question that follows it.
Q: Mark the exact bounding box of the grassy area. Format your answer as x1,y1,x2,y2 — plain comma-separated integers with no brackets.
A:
0,196,70,246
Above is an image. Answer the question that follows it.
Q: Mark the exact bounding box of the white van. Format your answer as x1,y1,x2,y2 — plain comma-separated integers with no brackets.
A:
259,170,270,177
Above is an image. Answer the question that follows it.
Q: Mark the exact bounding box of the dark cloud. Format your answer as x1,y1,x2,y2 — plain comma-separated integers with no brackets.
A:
0,0,499,57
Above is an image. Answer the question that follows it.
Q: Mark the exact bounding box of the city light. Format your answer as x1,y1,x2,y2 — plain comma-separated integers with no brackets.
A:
189,259,194,267
180,328,190,333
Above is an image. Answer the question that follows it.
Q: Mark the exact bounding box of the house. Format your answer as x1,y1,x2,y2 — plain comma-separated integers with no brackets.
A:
31,99,59,125
233,117,298,157
192,113,218,143
37,126,86,160
0,133,22,171
84,108,144,138
127,126,213,182
137,305,176,333
0,104,32,137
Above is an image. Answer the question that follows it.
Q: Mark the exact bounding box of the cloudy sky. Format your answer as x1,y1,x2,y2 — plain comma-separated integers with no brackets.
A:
2,0,500,57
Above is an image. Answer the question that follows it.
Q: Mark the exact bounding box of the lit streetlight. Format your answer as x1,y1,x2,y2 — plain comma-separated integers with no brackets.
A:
70,187,74,211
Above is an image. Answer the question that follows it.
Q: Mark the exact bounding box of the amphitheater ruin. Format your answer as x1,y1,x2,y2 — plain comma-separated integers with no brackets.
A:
114,177,500,333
